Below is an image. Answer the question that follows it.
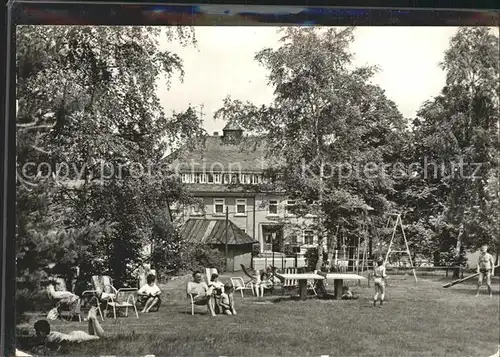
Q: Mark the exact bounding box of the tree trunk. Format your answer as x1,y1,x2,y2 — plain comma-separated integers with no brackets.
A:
453,224,464,278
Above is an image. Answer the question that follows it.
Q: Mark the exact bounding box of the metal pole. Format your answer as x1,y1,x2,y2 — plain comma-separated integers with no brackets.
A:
272,232,275,269
225,206,229,271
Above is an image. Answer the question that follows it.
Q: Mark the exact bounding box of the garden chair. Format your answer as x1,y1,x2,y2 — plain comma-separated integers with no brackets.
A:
86,275,138,319
186,292,214,315
230,277,254,297
105,287,139,319
99,275,138,319
46,277,82,322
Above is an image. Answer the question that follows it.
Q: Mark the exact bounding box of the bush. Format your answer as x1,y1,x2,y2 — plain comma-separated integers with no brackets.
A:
180,243,225,273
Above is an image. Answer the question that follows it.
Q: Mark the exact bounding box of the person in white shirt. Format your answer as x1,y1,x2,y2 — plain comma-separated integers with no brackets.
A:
476,244,495,297
138,274,162,313
186,271,216,317
34,307,105,349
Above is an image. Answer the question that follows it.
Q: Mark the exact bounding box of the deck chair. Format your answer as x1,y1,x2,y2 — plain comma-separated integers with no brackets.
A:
230,277,254,297
46,277,82,322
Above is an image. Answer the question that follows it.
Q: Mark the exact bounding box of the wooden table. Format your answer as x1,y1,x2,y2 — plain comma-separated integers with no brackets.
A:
276,273,325,300
323,273,366,299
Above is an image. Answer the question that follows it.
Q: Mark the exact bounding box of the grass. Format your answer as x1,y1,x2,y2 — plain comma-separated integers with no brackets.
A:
17,274,499,357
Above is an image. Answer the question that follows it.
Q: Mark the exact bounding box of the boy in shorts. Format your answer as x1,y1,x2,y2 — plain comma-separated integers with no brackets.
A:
476,244,495,297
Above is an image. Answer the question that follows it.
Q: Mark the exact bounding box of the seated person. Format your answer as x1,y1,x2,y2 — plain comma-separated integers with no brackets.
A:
208,273,225,296
33,307,105,352
138,274,161,313
219,284,237,315
186,270,216,317
47,283,81,318
341,286,357,300
254,271,274,297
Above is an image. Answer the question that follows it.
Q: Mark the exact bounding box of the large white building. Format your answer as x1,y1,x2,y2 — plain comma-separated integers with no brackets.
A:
169,122,321,270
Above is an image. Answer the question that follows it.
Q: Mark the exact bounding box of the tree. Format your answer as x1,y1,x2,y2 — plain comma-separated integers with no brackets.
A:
16,25,204,312
215,27,407,270
409,27,499,273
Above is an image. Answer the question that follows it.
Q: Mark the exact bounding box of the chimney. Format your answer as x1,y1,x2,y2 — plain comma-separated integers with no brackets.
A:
213,131,219,136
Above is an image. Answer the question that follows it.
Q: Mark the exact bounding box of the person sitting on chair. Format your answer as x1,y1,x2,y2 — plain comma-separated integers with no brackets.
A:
138,274,162,313
32,307,105,352
186,270,216,317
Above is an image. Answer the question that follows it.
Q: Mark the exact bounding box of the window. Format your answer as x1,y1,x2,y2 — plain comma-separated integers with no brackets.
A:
251,174,260,184
304,230,314,245
181,173,188,183
193,173,201,183
240,174,248,184
236,199,247,216
190,202,204,216
214,173,222,184
214,199,225,215
223,174,230,184
207,173,214,183
200,173,207,183
230,174,239,184
285,200,296,216
268,200,278,215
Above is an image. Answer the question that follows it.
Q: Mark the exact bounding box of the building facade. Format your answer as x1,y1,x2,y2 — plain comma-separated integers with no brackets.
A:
169,123,324,259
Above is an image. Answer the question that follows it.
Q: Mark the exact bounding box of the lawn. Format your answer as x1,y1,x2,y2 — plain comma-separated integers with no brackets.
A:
17,274,499,357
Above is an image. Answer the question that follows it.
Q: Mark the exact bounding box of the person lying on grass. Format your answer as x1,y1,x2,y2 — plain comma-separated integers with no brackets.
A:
219,284,237,315
138,273,162,313
186,270,216,317
341,286,358,300
33,307,105,352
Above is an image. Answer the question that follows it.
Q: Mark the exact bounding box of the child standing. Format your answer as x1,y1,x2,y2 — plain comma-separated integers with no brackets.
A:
373,257,387,307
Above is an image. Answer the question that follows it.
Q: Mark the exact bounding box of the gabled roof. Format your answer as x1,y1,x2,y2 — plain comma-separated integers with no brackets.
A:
169,136,283,173
179,218,257,245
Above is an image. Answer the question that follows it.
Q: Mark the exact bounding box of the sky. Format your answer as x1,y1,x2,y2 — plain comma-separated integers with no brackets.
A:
158,26,498,135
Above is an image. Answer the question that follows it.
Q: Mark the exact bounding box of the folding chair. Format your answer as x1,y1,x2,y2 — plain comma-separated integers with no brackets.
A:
89,275,138,319
230,277,254,298
105,288,139,319
186,293,212,315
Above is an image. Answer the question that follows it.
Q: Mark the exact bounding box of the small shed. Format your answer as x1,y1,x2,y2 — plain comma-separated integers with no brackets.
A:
179,218,257,272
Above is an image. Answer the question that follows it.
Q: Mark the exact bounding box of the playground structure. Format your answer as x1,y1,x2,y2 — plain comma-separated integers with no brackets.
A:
383,213,418,283
251,212,419,283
